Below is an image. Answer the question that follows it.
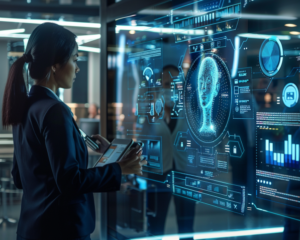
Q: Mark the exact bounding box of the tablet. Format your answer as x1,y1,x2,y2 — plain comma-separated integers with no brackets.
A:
93,138,134,167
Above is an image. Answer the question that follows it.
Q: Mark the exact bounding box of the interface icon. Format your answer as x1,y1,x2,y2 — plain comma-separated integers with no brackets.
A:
282,83,299,108
286,92,294,100
143,67,153,82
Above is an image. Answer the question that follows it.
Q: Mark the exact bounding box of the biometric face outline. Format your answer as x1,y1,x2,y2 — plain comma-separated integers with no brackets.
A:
198,57,219,108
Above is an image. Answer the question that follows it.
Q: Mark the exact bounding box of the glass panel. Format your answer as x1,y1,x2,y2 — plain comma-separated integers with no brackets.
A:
106,0,300,239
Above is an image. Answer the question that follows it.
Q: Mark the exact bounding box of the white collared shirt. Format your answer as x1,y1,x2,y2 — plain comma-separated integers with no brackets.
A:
39,86,74,117
39,86,62,102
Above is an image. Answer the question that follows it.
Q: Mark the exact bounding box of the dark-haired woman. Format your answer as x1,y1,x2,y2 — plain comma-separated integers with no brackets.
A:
2,22,147,240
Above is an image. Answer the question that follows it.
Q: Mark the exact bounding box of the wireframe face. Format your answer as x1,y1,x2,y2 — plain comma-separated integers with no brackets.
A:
198,57,219,108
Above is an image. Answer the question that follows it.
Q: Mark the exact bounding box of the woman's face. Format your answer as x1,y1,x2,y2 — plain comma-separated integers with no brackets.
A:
55,46,80,89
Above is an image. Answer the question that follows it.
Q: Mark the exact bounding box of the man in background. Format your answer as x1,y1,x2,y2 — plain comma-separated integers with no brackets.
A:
88,103,100,119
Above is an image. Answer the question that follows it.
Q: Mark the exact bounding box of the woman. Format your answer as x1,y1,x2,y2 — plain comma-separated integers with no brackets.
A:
2,23,147,240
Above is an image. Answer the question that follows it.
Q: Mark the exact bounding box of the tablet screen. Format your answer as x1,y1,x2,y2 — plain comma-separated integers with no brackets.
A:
94,144,128,167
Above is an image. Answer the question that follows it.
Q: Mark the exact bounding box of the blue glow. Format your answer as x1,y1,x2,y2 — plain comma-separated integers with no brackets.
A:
252,202,300,222
231,36,240,78
282,83,299,108
129,227,284,240
198,57,220,137
238,33,291,40
262,41,280,72
259,36,283,77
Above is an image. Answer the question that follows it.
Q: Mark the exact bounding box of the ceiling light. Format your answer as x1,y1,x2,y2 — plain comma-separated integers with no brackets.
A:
0,33,30,38
290,31,300,35
285,23,297,27
129,30,135,34
76,34,101,45
238,33,291,40
78,46,100,53
0,17,100,28
0,29,25,34
77,34,100,39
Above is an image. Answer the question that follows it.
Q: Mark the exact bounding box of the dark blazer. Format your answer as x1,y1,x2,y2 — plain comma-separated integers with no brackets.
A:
12,85,121,240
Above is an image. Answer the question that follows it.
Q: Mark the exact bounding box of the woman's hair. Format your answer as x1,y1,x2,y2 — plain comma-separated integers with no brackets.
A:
2,22,77,127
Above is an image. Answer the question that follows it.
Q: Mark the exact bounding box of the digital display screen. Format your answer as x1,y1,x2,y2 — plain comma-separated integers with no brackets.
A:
105,0,300,238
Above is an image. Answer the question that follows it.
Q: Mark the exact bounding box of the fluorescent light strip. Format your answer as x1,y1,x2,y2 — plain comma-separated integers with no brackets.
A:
76,34,101,45
0,28,25,34
77,34,100,39
0,33,30,38
129,227,284,240
0,33,100,44
0,17,100,28
222,13,296,20
78,46,100,53
238,33,291,40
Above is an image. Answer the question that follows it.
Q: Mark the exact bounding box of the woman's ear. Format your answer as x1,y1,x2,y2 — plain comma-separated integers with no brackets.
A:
51,66,56,74
51,63,61,74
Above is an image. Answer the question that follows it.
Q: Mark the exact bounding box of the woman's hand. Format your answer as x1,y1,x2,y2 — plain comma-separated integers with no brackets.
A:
91,134,110,154
118,145,147,175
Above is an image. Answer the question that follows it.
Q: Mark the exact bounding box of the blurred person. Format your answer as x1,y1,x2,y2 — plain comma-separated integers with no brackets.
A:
88,103,100,119
2,23,147,240
146,65,195,236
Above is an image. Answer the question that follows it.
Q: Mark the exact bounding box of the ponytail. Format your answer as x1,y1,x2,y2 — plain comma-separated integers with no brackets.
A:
2,22,77,127
2,55,29,127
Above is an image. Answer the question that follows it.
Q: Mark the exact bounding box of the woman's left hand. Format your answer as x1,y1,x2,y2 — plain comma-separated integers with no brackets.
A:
91,134,110,154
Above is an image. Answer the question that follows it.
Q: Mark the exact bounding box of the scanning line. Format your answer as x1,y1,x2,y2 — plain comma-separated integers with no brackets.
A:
252,202,300,222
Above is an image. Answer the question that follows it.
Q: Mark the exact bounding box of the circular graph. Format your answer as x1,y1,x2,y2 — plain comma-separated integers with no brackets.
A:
259,36,283,77
184,53,231,145
282,83,299,108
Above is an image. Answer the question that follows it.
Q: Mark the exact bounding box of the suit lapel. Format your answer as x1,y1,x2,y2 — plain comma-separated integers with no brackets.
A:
72,118,81,134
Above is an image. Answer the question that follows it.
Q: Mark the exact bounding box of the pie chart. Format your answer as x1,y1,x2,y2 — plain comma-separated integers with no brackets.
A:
259,36,283,77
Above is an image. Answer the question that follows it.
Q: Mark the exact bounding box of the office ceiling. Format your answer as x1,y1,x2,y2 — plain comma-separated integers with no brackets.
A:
0,0,100,49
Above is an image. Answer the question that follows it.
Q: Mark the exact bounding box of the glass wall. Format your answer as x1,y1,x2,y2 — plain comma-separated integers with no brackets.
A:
106,0,300,239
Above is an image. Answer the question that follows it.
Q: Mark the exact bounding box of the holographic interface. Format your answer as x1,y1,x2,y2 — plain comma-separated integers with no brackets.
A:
107,0,300,238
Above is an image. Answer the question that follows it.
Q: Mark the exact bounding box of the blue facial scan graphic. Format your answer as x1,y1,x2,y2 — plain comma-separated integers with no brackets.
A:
184,53,231,145
198,57,220,136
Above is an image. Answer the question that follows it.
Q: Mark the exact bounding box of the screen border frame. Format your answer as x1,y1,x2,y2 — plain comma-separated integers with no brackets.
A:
99,1,165,239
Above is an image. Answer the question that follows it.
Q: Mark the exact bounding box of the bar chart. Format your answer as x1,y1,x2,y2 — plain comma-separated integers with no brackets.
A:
265,135,300,168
